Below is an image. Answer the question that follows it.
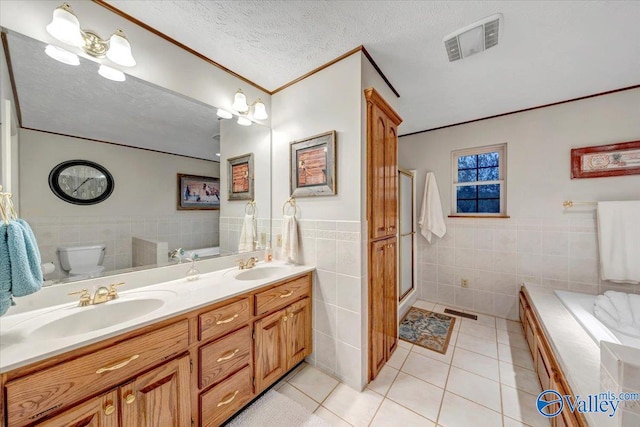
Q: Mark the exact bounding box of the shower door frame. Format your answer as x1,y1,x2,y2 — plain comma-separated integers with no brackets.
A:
398,168,415,302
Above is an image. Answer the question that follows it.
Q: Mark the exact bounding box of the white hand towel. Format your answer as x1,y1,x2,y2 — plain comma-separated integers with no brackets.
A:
281,214,299,264
418,172,446,243
238,214,256,252
597,201,640,284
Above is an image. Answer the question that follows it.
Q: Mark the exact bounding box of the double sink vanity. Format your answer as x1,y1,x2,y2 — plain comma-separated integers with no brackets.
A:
0,261,314,427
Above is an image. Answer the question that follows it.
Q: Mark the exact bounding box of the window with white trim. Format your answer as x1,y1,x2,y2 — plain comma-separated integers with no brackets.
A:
451,144,507,216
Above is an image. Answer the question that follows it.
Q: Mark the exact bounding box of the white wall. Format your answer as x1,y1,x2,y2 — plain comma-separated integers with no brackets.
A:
1,37,19,206
19,128,220,277
399,88,640,319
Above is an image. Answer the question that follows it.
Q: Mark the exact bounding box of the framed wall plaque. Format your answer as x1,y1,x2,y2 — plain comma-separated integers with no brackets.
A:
177,174,220,210
571,140,640,179
290,130,336,197
227,153,254,201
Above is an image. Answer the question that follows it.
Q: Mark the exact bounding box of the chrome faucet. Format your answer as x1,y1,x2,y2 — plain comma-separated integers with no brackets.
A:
68,283,125,307
169,248,184,263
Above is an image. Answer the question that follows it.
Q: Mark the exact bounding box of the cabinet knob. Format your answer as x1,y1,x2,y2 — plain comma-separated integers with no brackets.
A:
104,404,116,415
282,315,288,322
124,393,136,404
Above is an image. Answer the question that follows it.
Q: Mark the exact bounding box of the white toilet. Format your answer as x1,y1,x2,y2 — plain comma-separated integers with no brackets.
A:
58,244,106,278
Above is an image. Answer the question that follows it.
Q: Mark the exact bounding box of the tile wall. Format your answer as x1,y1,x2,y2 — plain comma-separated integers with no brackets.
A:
273,218,364,389
418,213,640,321
26,212,219,280
600,342,640,426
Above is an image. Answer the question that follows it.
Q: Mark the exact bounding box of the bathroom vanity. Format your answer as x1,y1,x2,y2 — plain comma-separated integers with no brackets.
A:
0,265,313,427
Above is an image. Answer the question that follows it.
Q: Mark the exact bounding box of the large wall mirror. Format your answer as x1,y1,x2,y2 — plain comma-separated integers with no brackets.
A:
2,30,271,284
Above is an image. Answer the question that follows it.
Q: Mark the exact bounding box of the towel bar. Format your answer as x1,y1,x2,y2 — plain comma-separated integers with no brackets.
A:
282,197,297,216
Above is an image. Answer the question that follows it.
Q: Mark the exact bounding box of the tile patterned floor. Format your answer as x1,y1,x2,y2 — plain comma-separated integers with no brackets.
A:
273,299,550,427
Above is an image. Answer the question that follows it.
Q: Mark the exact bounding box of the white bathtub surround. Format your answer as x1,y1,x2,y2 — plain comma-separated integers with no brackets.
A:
597,201,640,284
594,291,640,341
25,212,219,279
600,342,640,427
132,237,169,268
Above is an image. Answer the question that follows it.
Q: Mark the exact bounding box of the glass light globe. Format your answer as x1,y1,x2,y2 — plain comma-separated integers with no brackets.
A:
253,99,268,120
44,45,80,66
98,64,126,82
46,4,84,47
106,30,136,67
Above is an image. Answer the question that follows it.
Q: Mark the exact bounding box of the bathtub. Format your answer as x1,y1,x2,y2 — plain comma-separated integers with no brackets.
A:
555,290,640,349
188,246,220,258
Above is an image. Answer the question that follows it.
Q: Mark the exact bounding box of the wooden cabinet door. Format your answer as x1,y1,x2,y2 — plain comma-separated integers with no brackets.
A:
384,238,398,358
35,390,119,427
369,240,387,380
254,309,287,392
120,355,191,427
286,297,312,370
368,103,388,240
384,120,398,236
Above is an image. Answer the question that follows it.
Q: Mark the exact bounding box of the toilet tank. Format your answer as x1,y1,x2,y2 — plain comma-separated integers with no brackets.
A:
58,244,106,271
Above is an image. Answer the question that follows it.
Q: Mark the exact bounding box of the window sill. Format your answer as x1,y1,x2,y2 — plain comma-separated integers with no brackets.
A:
448,215,511,219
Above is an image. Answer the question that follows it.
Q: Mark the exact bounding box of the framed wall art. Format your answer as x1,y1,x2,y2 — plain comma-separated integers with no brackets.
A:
571,140,640,179
227,153,254,201
177,174,220,210
290,130,336,197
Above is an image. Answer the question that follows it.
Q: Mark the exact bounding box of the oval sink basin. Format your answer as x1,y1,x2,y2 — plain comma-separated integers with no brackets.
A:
29,298,165,340
234,266,288,281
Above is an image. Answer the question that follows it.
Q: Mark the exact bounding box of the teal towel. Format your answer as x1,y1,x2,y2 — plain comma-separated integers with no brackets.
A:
0,223,13,316
7,219,42,298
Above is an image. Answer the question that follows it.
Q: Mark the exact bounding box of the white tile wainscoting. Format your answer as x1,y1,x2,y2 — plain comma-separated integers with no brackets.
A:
25,212,219,280
219,216,271,256
273,218,365,390
418,214,640,321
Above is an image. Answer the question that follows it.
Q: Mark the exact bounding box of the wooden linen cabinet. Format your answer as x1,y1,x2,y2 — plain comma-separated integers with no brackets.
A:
365,87,403,381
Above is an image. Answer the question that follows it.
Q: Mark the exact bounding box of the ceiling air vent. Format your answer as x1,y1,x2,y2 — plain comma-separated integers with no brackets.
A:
443,13,503,62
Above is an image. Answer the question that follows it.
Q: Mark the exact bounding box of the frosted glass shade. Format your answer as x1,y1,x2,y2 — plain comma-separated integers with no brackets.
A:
253,99,268,120
237,117,252,126
98,65,126,82
106,30,136,67
232,90,249,113
45,45,80,66
216,109,233,119
46,4,84,47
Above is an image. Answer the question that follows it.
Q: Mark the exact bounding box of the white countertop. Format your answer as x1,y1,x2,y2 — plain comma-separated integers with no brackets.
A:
524,285,615,427
0,262,315,373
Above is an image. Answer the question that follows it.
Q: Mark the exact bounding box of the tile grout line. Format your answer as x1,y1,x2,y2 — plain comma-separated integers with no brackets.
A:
434,318,460,427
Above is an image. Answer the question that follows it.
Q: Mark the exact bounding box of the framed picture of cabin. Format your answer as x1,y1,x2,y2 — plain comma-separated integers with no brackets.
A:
290,130,337,197
227,153,254,201
177,174,220,210
571,140,640,179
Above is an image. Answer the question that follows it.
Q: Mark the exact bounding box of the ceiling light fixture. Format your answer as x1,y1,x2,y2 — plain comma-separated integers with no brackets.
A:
98,64,125,82
443,13,503,62
230,89,268,125
216,109,233,119
45,44,79,66
45,3,135,81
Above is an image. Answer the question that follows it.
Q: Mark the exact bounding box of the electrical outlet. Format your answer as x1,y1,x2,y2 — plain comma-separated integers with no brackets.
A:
461,278,469,288
260,232,266,246
276,234,282,247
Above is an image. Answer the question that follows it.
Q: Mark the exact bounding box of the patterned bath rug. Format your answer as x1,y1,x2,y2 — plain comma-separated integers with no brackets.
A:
399,307,456,354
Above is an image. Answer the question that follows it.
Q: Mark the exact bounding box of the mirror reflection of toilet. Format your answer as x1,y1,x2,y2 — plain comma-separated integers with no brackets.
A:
57,244,106,280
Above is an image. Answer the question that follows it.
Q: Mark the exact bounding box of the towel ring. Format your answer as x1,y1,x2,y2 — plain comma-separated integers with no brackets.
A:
282,197,297,216
245,200,257,216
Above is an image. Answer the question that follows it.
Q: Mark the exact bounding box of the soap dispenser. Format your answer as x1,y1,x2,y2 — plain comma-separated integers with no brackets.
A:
185,253,200,281
264,244,272,263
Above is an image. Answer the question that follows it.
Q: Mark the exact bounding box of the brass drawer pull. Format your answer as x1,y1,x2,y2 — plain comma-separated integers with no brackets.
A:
96,354,139,374
279,290,293,298
217,390,239,407
124,393,136,404
216,313,239,325
282,315,288,322
104,404,116,415
217,348,240,362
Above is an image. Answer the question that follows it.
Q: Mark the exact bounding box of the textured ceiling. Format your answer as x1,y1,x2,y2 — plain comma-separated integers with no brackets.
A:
105,0,640,135
7,32,221,160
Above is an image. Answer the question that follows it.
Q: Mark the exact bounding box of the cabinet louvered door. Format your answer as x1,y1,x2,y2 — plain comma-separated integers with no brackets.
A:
35,389,119,427
120,355,191,427
254,308,287,392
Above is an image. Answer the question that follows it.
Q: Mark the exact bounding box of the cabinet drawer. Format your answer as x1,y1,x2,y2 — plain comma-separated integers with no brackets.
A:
6,320,189,427
199,298,250,342
255,274,311,316
199,326,251,389
200,365,253,427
